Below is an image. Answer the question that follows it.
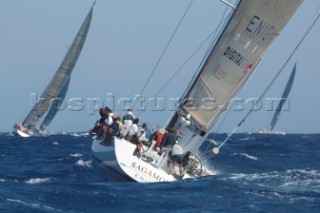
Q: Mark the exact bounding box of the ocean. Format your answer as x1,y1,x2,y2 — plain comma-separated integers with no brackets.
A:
0,132,319,212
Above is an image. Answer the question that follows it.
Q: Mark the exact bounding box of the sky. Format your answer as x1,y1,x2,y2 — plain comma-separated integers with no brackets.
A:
1,0,320,134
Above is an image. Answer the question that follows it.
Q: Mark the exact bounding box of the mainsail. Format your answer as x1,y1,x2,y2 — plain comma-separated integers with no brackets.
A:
16,4,94,136
269,64,296,131
168,0,303,151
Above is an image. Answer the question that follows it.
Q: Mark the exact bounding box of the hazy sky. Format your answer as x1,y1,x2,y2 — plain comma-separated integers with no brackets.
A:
1,0,319,133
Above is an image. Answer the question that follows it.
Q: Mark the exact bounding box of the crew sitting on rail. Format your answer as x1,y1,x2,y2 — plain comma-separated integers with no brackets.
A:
103,115,122,145
90,107,112,139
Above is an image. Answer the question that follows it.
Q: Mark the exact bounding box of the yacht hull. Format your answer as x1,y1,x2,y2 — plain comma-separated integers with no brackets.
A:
16,129,32,138
91,137,194,182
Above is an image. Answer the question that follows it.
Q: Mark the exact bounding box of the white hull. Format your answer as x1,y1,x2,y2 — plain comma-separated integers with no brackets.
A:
91,137,209,183
114,137,187,182
16,129,32,137
15,124,33,137
258,128,286,135
91,138,131,181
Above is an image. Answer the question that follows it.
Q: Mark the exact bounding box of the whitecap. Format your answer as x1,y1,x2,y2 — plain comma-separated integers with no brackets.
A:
7,198,63,211
280,169,320,189
208,139,219,146
233,153,258,160
227,173,247,180
76,159,92,167
0,179,5,182
25,177,52,184
52,141,59,145
239,137,253,141
81,132,90,136
70,153,83,157
71,133,81,137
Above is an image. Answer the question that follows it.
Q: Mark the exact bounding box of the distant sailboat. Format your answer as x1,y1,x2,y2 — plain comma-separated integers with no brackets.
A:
259,63,297,135
91,0,303,182
15,3,94,137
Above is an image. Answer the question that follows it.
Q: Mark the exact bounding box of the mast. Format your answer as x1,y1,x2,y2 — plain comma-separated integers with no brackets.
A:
21,3,94,133
269,64,296,131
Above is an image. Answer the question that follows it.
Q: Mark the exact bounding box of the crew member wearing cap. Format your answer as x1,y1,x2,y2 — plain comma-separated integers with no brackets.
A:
168,141,192,176
150,128,166,151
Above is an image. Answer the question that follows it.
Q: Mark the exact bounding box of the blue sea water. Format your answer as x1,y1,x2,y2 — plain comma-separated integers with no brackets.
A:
0,132,319,212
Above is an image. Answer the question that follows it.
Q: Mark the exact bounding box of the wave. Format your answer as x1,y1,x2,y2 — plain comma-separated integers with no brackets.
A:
6,198,63,212
22,131,91,137
25,178,52,184
232,152,258,160
76,159,92,167
69,132,90,137
52,141,59,145
207,139,219,146
71,133,81,137
280,169,320,190
223,169,320,191
70,153,83,157
238,137,254,141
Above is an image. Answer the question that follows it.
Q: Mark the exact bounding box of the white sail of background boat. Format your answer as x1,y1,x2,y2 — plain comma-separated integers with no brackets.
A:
91,0,303,182
259,63,296,135
15,3,94,137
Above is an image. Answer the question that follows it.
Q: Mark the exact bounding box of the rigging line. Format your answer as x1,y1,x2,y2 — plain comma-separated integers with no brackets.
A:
178,3,237,105
153,29,216,98
203,103,233,154
154,6,230,99
311,3,320,24
205,63,259,153
219,0,236,9
207,56,264,153
205,5,230,60
208,11,320,157
137,7,231,118
134,0,194,108
202,5,239,148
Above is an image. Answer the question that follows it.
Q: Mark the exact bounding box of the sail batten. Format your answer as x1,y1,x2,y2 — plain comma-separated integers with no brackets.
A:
17,4,94,136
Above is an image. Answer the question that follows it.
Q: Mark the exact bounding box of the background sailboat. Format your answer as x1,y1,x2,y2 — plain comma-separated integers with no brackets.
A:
259,63,297,135
15,3,94,137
